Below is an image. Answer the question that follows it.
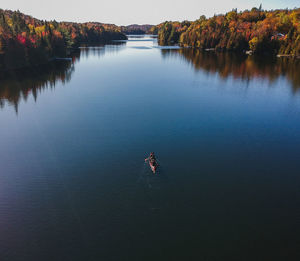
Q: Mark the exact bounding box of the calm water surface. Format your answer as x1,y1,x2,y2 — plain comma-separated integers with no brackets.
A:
1,35,300,261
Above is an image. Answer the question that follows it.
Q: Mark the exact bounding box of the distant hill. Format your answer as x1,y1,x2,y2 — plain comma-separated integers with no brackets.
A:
120,24,154,34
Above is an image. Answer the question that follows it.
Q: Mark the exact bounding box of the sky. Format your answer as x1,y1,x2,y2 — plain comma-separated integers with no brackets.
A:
1,0,299,25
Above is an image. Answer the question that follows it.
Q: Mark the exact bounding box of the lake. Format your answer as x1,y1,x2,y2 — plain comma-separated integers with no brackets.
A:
1,35,300,261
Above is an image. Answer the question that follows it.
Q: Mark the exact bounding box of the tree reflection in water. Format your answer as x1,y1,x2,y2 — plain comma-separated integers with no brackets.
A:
161,49,300,93
0,42,126,113
0,59,76,113
1,44,299,114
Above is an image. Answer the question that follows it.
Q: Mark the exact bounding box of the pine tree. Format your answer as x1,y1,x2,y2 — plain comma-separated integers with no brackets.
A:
0,12,10,33
0,36,5,53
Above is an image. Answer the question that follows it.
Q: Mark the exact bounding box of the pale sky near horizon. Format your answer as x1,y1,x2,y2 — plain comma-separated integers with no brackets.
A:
1,0,299,25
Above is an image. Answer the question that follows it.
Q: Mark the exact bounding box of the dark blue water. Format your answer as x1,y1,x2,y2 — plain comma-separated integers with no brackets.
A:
1,35,300,261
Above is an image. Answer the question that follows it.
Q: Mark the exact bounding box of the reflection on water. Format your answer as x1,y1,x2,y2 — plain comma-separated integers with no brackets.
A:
1,43,300,113
1,35,300,261
0,60,75,113
0,42,127,112
162,49,300,92
79,41,126,59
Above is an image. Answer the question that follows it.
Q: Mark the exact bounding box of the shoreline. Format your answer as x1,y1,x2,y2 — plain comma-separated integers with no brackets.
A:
162,45,300,59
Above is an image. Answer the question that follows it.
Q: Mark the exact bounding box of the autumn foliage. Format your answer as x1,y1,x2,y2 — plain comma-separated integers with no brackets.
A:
155,7,300,56
0,9,127,69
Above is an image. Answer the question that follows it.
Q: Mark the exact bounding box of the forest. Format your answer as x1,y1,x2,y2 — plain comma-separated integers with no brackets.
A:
0,9,127,70
1,7,299,71
154,7,300,56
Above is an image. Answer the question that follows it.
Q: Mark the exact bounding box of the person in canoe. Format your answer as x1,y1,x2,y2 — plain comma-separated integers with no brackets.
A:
145,152,158,173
